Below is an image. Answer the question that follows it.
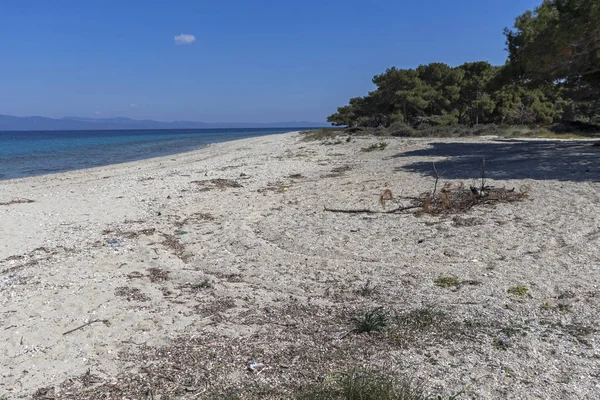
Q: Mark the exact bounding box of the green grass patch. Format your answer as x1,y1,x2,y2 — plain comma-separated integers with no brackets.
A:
299,369,425,400
507,285,529,296
434,276,460,288
299,369,466,400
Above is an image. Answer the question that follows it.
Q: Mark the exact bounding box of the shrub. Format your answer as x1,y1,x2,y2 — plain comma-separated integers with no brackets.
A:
301,128,344,141
388,122,417,137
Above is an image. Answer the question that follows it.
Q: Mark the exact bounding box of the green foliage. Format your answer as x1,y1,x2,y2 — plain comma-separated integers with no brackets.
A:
327,1,600,131
351,308,388,333
299,370,427,400
301,128,345,141
326,60,576,129
507,285,529,296
327,105,356,127
457,62,497,125
388,121,416,137
434,276,460,288
361,142,388,152
505,0,600,91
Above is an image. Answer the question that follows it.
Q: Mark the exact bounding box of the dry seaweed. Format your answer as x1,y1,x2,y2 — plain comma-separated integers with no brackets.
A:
114,287,150,302
160,233,189,262
147,267,169,283
191,178,243,191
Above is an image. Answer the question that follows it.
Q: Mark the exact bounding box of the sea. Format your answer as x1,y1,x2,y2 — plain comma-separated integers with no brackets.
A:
0,128,303,180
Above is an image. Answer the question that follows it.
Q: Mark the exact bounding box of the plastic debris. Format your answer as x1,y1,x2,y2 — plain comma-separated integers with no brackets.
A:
107,239,122,248
247,361,265,372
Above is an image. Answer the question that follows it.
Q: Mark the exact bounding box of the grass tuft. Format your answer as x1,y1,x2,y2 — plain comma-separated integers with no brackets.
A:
351,308,388,334
300,369,426,400
361,142,388,152
434,276,460,288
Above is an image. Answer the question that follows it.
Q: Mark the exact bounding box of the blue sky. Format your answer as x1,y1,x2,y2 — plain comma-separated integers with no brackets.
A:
0,0,541,123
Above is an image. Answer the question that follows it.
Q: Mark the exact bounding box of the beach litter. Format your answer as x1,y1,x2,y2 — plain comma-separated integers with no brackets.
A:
247,361,265,373
106,239,122,248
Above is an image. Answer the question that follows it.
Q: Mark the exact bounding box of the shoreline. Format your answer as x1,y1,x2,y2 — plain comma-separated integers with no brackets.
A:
0,128,303,182
1,132,599,398
0,131,298,184
0,131,300,258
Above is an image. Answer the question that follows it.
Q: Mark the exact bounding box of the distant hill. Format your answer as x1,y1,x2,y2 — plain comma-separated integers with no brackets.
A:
0,115,329,131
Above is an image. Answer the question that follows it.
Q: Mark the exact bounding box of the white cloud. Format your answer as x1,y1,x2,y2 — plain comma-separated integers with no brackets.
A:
174,34,196,45
94,111,102,115
129,103,139,108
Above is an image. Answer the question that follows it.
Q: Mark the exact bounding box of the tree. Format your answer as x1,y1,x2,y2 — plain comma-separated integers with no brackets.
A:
416,63,464,123
492,83,563,125
371,67,427,125
327,105,356,127
325,1,600,131
457,62,498,125
348,93,390,127
505,0,600,90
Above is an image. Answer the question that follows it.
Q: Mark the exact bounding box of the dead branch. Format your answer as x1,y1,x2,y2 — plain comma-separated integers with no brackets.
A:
480,157,486,194
324,207,382,214
431,162,440,199
63,319,110,336
0,198,35,206
323,161,529,216
324,205,421,214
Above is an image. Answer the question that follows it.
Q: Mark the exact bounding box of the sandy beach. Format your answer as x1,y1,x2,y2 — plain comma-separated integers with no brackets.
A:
1,131,599,399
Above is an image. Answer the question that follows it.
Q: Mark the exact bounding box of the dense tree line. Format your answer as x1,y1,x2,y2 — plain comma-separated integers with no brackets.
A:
328,0,599,130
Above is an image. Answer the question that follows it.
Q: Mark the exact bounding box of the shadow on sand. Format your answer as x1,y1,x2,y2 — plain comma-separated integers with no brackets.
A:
393,139,600,182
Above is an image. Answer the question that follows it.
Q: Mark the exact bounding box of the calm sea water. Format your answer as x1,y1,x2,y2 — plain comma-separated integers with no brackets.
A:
0,128,301,180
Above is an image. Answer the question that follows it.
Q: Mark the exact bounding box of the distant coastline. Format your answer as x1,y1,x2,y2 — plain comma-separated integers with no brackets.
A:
0,114,328,131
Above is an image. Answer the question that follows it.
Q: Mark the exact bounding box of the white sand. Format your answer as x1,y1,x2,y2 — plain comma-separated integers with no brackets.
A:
1,132,599,399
